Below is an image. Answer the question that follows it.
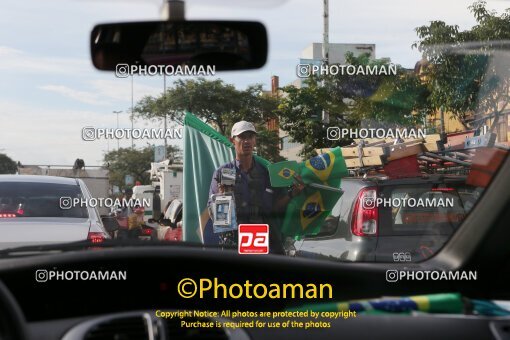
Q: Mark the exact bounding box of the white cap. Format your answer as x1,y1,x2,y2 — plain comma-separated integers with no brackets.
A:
231,121,257,137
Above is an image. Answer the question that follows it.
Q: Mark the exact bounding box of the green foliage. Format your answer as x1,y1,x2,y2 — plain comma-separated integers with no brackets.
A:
0,154,17,174
134,77,283,162
339,53,430,126
278,53,428,157
255,129,286,163
278,76,352,159
103,145,181,190
413,0,510,128
281,1,510,154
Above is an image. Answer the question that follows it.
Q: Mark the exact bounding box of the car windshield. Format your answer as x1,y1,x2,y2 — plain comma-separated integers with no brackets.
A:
1,0,508,262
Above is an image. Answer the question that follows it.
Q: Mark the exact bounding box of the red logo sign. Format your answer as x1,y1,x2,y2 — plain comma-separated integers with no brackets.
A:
238,224,269,254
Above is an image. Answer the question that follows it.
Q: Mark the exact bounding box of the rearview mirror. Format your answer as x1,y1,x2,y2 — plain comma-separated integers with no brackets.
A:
90,21,268,72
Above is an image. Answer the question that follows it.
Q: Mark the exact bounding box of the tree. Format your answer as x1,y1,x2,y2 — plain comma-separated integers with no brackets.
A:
341,53,430,127
255,129,286,162
134,78,284,162
278,77,353,159
413,0,510,130
278,53,428,158
0,154,17,174
103,145,181,190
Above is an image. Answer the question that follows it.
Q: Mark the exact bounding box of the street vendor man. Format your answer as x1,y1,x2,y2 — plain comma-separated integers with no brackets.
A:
205,120,304,254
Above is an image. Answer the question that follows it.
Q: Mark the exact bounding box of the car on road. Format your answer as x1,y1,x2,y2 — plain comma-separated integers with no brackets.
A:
295,175,476,262
0,175,111,249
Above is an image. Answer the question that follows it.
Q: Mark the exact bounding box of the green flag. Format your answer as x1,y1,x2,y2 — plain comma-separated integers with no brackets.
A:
280,147,348,239
268,161,301,187
183,113,234,242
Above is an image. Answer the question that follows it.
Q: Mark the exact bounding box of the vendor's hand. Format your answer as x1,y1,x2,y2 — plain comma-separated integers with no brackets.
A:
218,184,225,194
290,175,305,198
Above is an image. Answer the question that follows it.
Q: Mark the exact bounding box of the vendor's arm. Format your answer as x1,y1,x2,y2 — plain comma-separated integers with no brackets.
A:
274,175,305,212
207,168,227,209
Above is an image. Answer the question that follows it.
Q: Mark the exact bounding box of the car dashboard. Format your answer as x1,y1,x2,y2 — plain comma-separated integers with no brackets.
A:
0,246,509,340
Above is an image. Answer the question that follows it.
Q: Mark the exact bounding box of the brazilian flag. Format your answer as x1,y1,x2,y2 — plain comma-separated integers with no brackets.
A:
288,293,465,314
278,147,348,239
268,161,301,187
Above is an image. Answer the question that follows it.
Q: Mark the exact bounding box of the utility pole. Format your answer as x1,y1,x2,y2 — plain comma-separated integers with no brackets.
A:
163,74,168,159
322,0,329,67
321,0,330,124
161,0,185,20
113,110,122,150
131,75,134,149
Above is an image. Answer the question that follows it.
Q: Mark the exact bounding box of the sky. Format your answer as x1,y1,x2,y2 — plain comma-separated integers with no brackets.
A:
1,0,509,165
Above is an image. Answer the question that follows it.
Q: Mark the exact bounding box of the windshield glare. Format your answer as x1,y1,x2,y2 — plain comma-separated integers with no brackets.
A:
0,0,508,262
